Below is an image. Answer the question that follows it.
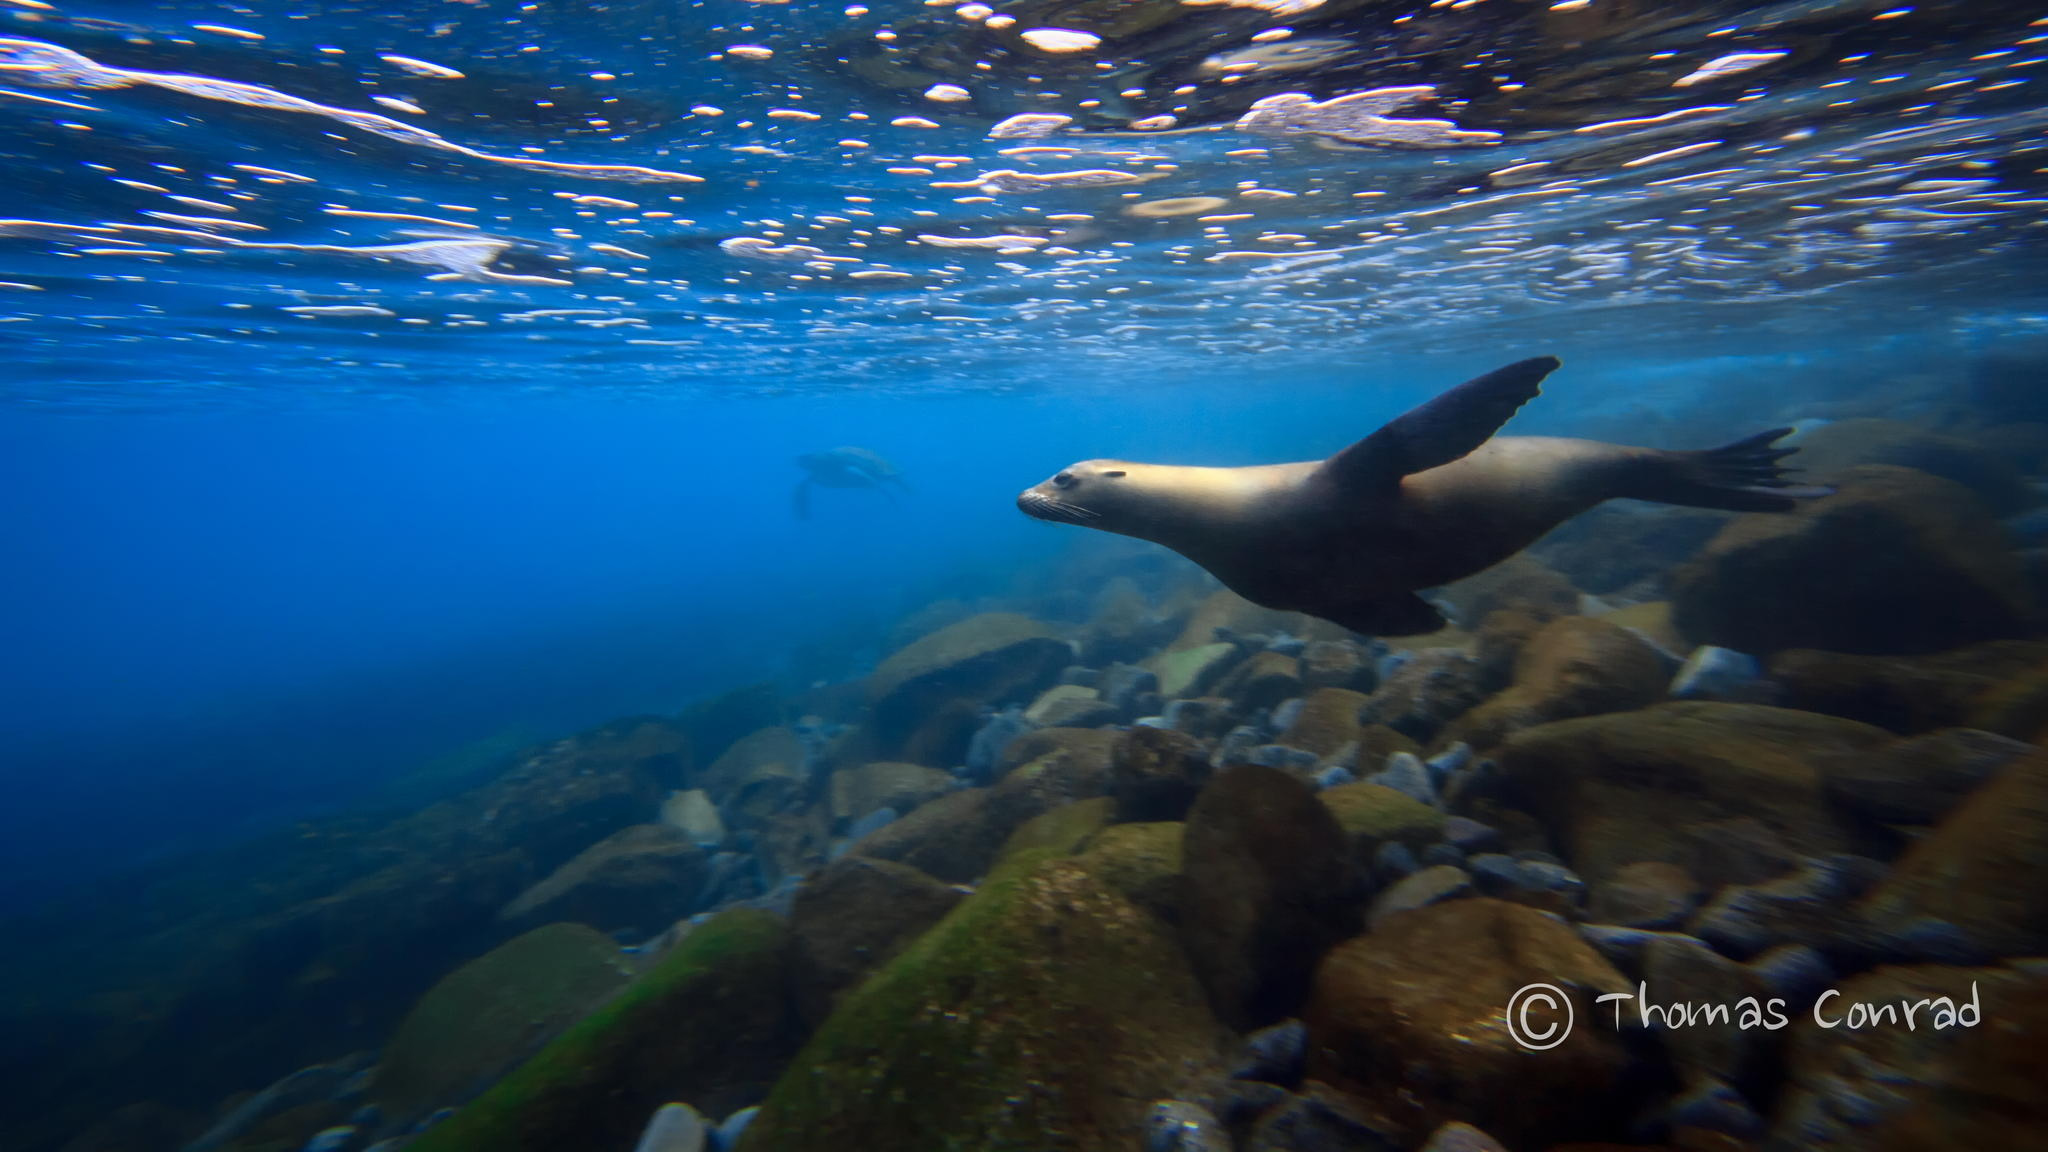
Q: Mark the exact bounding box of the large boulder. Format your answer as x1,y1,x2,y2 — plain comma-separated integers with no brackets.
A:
1771,640,2048,733
406,908,796,1152
1108,725,1212,823
1437,554,1581,624
1793,418,2031,515
1771,964,2048,1151
1671,466,2033,656
1858,752,2048,958
1497,703,1890,888
788,856,965,1029
1445,616,1666,752
370,923,633,1129
865,614,1072,758
738,854,1225,1152
827,762,955,829
1306,899,1631,1148
1822,728,2033,826
1278,687,1371,759
849,788,1003,885
498,824,709,939
695,726,809,829
1181,764,1359,1031
1359,648,1487,744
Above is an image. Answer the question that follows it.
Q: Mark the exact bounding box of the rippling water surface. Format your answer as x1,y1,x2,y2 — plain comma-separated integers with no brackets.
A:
2,0,2044,404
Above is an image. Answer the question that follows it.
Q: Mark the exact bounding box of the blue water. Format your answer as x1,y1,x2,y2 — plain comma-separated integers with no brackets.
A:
2,0,2047,1146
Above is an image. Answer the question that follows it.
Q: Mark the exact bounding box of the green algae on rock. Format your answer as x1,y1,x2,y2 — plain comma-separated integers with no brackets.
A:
405,908,796,1152
370,922,633,1129
865,612,1073,757
739,853,1223,1152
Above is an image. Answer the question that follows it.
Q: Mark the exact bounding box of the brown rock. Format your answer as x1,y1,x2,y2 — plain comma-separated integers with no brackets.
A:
497,824,708,939
1638,934,1770,1085
788,856,964,1028
1360,648,1487,743
1300,639,1372,691
1355,723,1423,768
1182,764,1359,1031
1440,554,1582,624
1822,728,2033,826
1587,861,1701,930
1279,687,1371,759
1771,640,2048,733
987,732,1119,834
828,762,955,828
1307,899,1631,1147
696,725,807,828
1794,418,2031,514
865,613,1072,757
1110,725,1212,823
1859,752,2048,958
1671,466,2033,656
1218,650,1305,712
1498,703,1889,888
849,787,1002,885
1447,616,1666,752
1473,608,1547,692
1771,964,2048,1151
1078,822,1184,924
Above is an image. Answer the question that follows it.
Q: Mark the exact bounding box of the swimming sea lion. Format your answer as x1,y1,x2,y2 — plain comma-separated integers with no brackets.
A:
794,446,909,519
1017,356,1825,636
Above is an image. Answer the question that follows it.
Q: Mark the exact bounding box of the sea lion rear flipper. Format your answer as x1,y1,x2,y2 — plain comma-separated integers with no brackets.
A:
1323,356,1561,489
1320,592,1446,638
1633,427,1834,513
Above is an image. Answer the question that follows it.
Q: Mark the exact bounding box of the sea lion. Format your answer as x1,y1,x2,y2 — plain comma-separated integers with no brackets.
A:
793,446,909,519
1017,356,1826,636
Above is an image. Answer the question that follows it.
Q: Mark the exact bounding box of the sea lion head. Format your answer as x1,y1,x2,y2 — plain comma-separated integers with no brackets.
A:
1016,459,1138,526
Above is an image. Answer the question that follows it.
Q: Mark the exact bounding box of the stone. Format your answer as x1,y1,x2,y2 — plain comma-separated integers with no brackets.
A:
1496,703,1888,888
1366,865,1472,930
1161,696,1235,739
1078,822,1184,923
1747,944,1834,1011
403,909,795,1152
849,787,1003,885
661,789,727,849
1638,934,1770,1085
1317,781,1445,868
1307,899,1632,1147
1218,651,1305,712
739,855,1225,1152
1439,554,1582,624
986,730,1119,834
1666,1076,1762,1142
1587,861,1701,930
1689,854,1885,959
1769,639,2048,733
1299,640,1372,691
1153,642,1241,699
1358,648,1487,743
1858,752,2048,958
1111,725,1213,822
866,613,1073,758
827,762,955,829
789,855,965,1029
1230,1019,1308,1087
1420,1121,1510,1152
1472,608,1547,691
695,726,808,818
1446,617,1667,752
1671,466,2034,656
1466,854,1585,917
1025,683,1111,727
1146,1100,1230,1152
1823,727,2031,826
633,1102,708,1152
1367,751,1439,807
1792,417,2031,514
1594,599,1687,656
1181,764,1359,1031
1769,964,2048,1151
997,797,1116,863
1101,663,1161,715
963,705,1035,783
1668,646,1765,702
1240,1084,1400,1152
1277,687,1371,759
498,824,709,939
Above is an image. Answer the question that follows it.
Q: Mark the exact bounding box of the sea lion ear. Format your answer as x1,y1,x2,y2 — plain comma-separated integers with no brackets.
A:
1322,356,1560,489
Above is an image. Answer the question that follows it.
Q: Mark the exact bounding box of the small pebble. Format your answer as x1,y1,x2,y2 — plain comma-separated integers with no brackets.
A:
713,1106,758,1151
1669,645,1763,701
301,1128,355,1152
1312,763,1356,790
1421,842,1466,868
1146,1100,1229,1152
1369,751,1439,807
634,1102,707,1152
1230,1018,1307,1086
1374,840,1418,880
1441,816,1498,852
1421,1120,1510,1152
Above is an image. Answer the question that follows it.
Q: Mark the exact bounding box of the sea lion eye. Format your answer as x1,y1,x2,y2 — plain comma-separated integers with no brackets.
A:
1053,471,1076,488
1103,470,1126,478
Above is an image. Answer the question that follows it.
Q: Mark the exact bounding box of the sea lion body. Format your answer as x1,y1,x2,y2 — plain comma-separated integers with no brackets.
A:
1019,358,1821,636
793,446,909,518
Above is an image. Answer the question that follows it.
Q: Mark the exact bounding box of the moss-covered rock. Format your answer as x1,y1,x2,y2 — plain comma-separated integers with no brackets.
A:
1498,703,1890,888
738,856,1223,1152
866,613,1073,756
1216,651,1304,712
1318,782,1446,863
405,908,795,1152
996,798,1116,863
1794,418,2031,514
1770,640,2048,733
695,726,807,827
370,923,632,1128
1445,616,1667,752
827,761,955,828
1438,554,1580,624
849,787,1002,885
1109,725,1211,823
497,824,709,940
1307,900,1631,1148
1152,641,1240,699
789,856,964,1029
1278,687,1370,759
1672,466,2034,656
1077,822,1184,923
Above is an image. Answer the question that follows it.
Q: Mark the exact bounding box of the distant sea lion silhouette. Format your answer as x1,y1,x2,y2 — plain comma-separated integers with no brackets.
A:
794,446,909,519
1017,356,1826,636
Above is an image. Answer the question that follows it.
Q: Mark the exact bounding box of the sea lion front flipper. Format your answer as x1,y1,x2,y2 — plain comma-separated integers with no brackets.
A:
1319,592,1447,638
1323,356,1560,489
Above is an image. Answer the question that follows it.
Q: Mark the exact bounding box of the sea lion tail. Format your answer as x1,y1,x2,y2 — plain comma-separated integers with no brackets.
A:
1637,428,1833,513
